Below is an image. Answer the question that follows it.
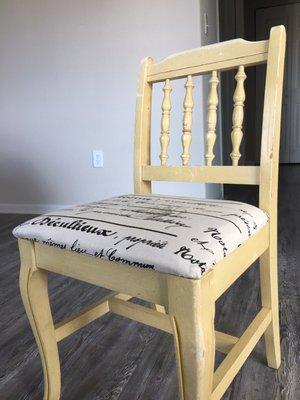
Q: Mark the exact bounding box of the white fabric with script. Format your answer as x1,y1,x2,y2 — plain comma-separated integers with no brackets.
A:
13,194,268,279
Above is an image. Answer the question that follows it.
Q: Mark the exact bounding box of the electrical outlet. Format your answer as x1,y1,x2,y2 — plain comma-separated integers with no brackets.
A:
92,150,103,168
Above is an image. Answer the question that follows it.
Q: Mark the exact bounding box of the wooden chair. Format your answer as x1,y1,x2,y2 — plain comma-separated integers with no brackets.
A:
16,25,286,399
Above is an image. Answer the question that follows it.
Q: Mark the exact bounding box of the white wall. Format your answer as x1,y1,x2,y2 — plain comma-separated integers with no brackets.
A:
0,0,219,213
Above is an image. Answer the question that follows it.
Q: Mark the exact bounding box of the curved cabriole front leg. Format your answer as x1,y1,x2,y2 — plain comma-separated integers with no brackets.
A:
19,239,61,400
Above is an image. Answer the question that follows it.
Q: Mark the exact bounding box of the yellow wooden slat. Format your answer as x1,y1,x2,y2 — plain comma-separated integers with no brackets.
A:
54,293,133,342
212,308,272,400
134,57,153,194
205,70,219,166
230,66,247,166
215,331,239,354
148,39,268,82
149,54,267,82
258,26,286,370
108,297,173,333
54,289,238,354
143,165,260,185
55,294,112,342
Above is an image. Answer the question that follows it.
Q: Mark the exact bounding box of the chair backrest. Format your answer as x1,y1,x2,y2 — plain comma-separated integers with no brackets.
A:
133,25,286,219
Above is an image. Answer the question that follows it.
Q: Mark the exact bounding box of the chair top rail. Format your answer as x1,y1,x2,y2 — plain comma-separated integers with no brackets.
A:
148,39,269,82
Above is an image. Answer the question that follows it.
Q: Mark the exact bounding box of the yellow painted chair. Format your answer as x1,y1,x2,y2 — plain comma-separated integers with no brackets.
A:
14,25,286,399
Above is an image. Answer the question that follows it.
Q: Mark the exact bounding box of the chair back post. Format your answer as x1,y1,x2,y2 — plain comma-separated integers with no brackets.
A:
259,26,286,217
134,57,153,194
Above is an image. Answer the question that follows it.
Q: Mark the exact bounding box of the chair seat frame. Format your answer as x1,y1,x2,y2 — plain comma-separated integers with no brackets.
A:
18,25,286,400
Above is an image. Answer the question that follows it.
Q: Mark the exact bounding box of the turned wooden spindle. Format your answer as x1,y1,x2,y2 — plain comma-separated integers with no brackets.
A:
159,79,172,166
230,66,246,166
181,75,194,166
205,71,219,166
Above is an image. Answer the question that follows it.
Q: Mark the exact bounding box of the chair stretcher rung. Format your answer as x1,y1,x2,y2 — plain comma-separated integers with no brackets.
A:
212,308,272,400
55,294,240,356
215,331,239,354
54,293,112,342
108,298,173,333
54,293,132,342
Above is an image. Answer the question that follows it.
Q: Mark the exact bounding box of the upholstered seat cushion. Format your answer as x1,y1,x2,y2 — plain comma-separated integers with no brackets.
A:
13,194,268,279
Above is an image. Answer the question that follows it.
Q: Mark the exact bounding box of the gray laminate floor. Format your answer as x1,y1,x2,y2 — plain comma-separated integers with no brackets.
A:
0,165,299,400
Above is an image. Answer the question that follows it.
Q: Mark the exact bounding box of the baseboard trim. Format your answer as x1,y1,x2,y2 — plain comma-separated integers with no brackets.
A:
0,203,71,214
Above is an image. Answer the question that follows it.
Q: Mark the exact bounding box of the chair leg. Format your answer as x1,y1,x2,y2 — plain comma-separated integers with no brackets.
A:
19,240,61,400
259,243,281,369
168,274,215,400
